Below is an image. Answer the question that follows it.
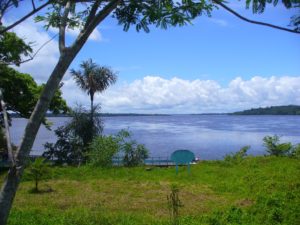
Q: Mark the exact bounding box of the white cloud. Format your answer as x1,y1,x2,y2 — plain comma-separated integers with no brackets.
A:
11,21,59,83
49,26,105,42
207,18,229,27
10,21,105,83
61,75,300,113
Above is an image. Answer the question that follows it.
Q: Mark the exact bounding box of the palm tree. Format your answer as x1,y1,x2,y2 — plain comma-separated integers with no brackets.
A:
70,59,117,115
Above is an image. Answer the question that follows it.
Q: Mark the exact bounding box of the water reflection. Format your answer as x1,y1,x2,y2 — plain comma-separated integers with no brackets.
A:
11,115,300,159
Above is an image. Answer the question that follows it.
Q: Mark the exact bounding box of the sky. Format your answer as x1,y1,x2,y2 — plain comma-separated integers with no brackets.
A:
3,1,300,113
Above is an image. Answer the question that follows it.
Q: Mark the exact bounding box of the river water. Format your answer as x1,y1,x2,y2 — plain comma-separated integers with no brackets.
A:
10,115,300,160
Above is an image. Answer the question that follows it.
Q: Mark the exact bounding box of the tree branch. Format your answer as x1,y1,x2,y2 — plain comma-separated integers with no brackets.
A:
72,0,121,49
0,0,52,35
0,33,58,66
31,0,36,10
84,0,101,30
59,1,72,53
0,89,15,167
213,0,300,34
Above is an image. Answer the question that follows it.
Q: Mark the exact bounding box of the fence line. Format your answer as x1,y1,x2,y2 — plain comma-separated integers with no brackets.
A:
1,155,194,167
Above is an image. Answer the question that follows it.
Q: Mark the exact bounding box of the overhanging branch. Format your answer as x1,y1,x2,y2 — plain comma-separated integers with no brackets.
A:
0,0,52,35
213,0,300,34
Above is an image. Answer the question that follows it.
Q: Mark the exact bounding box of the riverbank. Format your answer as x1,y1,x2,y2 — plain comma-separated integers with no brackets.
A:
1,156,299,225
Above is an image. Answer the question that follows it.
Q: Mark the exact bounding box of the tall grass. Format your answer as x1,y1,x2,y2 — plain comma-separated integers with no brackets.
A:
1,156,299,225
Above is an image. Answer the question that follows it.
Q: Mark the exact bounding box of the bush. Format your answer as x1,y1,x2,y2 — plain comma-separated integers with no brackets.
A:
223,146,250,164
43,105,103,165
43,126,84,165
88,129,149,167
88,135,119,167
290,144,300,159
263,135,292,156
122,142,149,167
117,130,149,167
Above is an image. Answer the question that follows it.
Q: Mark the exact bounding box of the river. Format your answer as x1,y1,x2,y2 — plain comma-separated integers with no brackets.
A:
10,115,300,160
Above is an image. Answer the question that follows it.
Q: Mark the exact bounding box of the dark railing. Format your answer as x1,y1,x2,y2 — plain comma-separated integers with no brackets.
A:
1,155,198,168
112,156,175,166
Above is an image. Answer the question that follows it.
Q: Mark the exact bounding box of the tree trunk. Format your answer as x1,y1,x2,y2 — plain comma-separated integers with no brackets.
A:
0,1,120,222
35,178,38,192
90,94,94,120
0,50,76,225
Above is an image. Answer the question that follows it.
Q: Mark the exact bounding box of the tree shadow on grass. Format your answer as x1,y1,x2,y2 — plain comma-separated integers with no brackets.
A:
28,186,54,194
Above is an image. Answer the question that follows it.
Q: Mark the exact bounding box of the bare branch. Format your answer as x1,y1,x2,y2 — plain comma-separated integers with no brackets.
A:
0,90,15,167
0,1,52,35
213,0,300,34
31,0,36,10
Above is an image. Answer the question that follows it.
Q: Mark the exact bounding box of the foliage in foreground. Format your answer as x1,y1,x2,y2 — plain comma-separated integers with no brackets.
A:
1,156,298,225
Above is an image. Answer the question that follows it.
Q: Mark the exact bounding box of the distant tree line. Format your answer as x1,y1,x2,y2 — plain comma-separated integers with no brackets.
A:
231,105,300,115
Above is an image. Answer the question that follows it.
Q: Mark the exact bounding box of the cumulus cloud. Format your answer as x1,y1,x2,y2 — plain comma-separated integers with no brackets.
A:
49,26,104,42
11,21,59,83
62,75,300,113
10,21,105,83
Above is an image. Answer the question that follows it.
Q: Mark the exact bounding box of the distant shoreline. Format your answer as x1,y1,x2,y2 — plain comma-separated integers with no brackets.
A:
10,105,300,117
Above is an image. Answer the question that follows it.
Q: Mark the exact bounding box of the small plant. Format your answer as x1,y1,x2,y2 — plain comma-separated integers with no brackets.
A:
263,135,292,156
28,157,51,192
224,146,250,164
167,184,183,225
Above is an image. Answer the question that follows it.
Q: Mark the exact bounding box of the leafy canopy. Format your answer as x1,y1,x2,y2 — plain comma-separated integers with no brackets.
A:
70,58,117,104
33,0,214,34
0,31,32,66
0,65,69,118
244,0,300,31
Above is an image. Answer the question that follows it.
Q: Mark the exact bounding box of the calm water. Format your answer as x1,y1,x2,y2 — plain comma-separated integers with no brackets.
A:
11,115,300,160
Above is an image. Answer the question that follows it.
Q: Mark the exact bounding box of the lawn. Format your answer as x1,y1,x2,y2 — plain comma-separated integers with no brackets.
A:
1,156,299,225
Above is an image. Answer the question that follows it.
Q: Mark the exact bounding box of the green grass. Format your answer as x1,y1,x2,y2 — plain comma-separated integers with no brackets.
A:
1,156,300,225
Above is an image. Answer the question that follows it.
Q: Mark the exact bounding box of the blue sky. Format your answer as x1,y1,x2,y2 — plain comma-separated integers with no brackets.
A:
4,1,300,113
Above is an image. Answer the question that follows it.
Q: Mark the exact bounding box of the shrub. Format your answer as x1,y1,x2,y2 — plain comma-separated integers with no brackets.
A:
122,142,149,167
43,105,103,165
263,135,292,156
290,144,300,159
223,146,250,164
27,157,51,192
43,126,83,165
88,135,119,167
87,129,149,167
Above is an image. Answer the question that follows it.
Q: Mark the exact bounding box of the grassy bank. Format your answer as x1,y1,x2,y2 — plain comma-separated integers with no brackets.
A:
1,156,299,225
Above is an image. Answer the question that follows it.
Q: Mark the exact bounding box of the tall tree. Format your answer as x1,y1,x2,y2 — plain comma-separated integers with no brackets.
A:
70,58,117,115
0,0,299,224
0,1,212,223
